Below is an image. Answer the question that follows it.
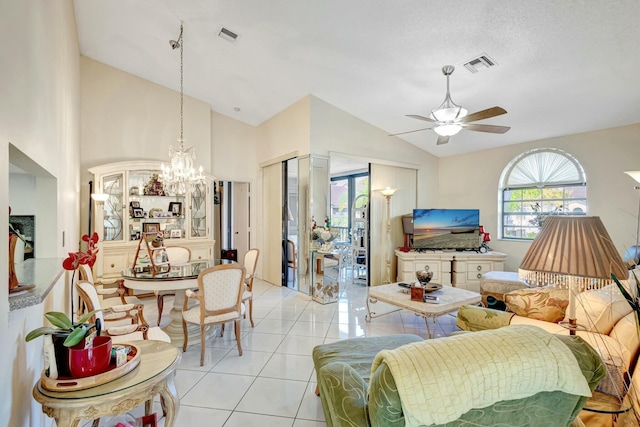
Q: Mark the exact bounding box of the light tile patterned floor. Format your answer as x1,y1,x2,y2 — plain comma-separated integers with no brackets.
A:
92,279,460,427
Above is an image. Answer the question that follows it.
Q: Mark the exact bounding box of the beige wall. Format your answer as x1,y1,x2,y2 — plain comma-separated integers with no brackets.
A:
1,1,81,425
309,96,439,208
211,111,257,182
80,57,212,170
439,123,640,271
79,56,212,237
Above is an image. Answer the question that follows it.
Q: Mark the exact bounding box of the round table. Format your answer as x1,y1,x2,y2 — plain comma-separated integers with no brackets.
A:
122,259,233,346
33,340,180,427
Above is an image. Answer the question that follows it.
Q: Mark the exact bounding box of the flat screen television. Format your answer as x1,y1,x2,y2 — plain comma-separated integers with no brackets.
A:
412,209,480,250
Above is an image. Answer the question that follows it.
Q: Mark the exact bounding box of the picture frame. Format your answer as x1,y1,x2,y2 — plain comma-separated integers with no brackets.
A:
170,229,182,239
143,222,160,234
132,208,144,218
130,201,141,208
168,202,182,216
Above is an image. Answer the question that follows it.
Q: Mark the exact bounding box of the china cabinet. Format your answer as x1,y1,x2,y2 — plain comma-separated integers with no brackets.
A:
89,161,215,279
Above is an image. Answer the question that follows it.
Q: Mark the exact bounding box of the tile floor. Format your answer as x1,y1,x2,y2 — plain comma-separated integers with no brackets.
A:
95,279,460,427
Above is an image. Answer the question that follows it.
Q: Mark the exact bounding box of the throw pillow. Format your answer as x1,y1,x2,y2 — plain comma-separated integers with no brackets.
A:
505,287,569,323
574,284,632,334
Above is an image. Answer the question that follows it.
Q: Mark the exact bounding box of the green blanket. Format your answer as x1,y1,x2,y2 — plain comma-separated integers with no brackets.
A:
370,325,593,427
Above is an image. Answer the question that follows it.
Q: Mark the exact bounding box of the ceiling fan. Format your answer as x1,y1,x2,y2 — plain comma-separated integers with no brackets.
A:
391,65,510,145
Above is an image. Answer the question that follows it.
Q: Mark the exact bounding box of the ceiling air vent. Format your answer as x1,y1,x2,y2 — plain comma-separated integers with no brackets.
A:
218,27,239,43
463,54,497,73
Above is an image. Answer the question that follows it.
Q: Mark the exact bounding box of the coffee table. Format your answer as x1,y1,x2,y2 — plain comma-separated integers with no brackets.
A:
365,283,481,338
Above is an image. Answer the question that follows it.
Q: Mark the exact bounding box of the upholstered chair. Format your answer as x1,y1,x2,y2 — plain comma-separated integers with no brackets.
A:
155,246,191,325
75,280,170,343
242,248,260,327
182,264,246,366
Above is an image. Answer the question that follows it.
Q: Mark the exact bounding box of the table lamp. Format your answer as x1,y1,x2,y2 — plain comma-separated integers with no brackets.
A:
519,216,627,334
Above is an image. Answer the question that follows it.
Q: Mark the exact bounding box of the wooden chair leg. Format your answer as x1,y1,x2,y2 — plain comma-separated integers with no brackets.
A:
200,324,206,366
248,298,254,327
315,384,320,396
220,323,225,336
157,294,164,326
234,319,243,356
182,319,189,352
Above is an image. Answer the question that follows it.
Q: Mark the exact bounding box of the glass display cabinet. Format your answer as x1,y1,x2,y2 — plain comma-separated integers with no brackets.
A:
89,161,214,279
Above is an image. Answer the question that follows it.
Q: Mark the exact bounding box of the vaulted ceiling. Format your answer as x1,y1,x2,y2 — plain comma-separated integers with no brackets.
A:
74,0,640,157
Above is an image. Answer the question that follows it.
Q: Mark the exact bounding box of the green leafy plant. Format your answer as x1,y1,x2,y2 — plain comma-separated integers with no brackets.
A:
25,310,101,347
611,270,640,338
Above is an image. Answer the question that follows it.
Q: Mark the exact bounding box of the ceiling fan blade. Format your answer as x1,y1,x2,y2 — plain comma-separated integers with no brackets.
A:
389,127,433,137
406,114,436,123
460,106,507,123
462,123,511,134
436,135,450,145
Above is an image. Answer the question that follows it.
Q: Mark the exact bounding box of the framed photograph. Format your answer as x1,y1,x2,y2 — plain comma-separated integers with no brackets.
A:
143,222,160,234
170,229,182,239
168,202,182,216
132,208,144,218
129,201,141,208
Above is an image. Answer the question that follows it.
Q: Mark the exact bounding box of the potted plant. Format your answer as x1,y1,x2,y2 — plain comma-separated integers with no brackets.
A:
24,232,103,377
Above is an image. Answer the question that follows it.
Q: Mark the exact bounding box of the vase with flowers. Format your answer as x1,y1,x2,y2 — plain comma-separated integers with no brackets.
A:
25,232,104,378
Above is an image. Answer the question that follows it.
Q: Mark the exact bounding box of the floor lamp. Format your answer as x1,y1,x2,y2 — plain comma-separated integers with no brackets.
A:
624,171,640,265
519,216,627,335
377,187,398,284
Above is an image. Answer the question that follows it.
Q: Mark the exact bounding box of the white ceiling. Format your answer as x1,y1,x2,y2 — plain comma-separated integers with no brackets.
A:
74,0,640,158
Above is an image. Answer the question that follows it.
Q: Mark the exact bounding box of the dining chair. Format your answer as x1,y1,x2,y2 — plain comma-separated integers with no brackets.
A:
75,280,170,426
242,248,260,327
76,280,171,343
78,264,142,309
286,239,297,285
155,246,191,325
182,264,246,366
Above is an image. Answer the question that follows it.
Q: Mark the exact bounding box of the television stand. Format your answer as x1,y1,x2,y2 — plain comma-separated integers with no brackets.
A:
395,250,507,292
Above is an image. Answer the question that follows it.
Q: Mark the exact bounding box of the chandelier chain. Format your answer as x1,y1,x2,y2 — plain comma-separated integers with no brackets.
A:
161,23,204,196
179,24,184,144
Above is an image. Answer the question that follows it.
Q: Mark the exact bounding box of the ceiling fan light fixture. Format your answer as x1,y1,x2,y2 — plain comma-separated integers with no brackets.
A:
429,106,468,122
434,124,462,136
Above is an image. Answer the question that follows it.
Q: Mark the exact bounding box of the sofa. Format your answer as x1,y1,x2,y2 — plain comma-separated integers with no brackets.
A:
457,280,640,427
313,327,605,427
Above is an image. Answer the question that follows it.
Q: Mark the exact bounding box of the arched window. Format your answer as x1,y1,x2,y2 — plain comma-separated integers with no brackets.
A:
500,148,587,240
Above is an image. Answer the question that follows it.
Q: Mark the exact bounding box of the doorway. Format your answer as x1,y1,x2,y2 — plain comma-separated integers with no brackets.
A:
283,158,298,288
215,181,250,264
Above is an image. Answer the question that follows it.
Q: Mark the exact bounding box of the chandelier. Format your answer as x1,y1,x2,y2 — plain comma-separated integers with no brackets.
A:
160,23,205,195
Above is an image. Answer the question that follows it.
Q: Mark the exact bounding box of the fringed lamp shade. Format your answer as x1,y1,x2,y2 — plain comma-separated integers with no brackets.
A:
519,216,627,333
519,216,627,291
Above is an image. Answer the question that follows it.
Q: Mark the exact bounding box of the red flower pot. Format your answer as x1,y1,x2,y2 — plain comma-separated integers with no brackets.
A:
68,336,112,378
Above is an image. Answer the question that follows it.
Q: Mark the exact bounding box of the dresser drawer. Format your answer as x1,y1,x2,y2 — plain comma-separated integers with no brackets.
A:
466,262,492,281
103,253,128,277
401,262,442,283
191,247,211,261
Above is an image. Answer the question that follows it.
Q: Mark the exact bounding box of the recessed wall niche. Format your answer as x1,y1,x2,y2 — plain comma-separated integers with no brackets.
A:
9,143,57,259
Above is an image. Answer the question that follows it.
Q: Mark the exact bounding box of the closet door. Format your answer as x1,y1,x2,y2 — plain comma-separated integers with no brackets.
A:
262,163,283,285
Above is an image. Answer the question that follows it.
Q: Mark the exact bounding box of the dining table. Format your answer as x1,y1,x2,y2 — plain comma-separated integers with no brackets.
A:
122,259,234,347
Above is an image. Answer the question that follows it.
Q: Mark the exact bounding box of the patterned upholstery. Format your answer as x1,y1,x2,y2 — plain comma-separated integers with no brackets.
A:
75,280,170,344
314,332,604,427
182,264,246,365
